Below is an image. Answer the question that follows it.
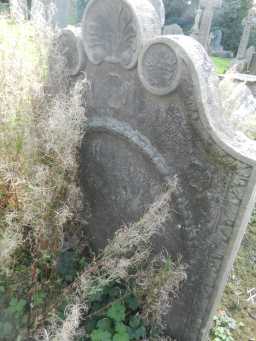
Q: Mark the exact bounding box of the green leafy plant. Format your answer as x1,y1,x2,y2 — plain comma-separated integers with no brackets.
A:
210,311,237,341
87,282,146,341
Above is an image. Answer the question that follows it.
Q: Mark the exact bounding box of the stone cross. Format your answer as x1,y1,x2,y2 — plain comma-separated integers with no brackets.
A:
198,0,223,49
53,0,256,340
237,7,256,60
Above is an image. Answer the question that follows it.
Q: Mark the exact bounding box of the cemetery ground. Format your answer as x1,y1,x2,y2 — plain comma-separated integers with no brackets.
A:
0,15,256,341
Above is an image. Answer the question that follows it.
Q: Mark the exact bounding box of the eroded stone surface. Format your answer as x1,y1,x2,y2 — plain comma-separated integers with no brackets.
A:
69,0,256,340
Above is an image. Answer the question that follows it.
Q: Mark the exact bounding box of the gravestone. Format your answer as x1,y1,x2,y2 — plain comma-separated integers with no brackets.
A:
246,46,256,72
237,7,256,60
191,6,202,39
52,0,256,340
198,0,223,49
211,29,222,51
249,53,256,75
210,29,234,58
164,23,184,35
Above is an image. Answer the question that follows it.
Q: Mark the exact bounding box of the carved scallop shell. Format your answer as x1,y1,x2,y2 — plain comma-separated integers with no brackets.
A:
82,0,139,69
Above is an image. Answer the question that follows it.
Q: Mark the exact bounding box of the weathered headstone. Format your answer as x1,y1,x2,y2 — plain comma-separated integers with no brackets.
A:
198,0,223,49
211,29,222,51
237,7,256,60
210,29,234,58
54,0,256,340
249,52,256,75
164,23,184,35
245,46,256,71
191,6,202,39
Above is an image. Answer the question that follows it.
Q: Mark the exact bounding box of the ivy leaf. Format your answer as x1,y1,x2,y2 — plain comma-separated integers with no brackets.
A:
133,325,146,339
107,303,126,322
90,329,112,341
129,315,141,329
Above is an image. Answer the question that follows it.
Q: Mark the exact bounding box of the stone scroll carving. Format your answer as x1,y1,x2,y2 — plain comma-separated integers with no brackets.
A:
66,0,256,340
55,26,87,76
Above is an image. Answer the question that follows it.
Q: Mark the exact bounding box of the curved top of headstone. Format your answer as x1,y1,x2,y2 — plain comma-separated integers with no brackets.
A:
82,0,161,69
139,35,256,165
148,0,165,27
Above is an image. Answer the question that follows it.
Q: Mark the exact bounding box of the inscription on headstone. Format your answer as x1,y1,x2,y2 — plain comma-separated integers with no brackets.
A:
54,0,256,340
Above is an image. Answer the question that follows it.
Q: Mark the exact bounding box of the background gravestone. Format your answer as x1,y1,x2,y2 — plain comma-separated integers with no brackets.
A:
164,23,184,35
237,6,256,60
198,0,223,50
64,0,256,340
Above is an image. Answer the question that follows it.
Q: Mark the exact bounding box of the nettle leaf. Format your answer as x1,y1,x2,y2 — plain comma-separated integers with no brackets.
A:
90,329,112,341
113,332,130,341
107,303,126,322
129,315,141,329
126,295,139,311
96,318,113,332
128,324,146,340
115,322,128,334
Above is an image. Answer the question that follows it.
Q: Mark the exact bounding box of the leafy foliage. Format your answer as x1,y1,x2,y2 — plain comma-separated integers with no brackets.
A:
213,0,254,53
210,311,237,341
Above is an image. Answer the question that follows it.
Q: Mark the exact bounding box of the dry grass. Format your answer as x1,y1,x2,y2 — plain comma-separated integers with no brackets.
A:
0,15,87,271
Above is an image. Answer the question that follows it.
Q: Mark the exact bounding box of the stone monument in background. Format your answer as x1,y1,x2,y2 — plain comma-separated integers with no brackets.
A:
210,29,233,58
164,23,184,35
197,0,223,50
51,0,256,340
237,6,256,60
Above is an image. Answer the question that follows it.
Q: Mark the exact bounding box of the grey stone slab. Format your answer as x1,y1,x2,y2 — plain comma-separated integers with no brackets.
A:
50,0,256,340
163,24,184,35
